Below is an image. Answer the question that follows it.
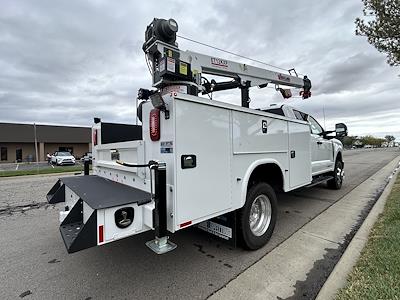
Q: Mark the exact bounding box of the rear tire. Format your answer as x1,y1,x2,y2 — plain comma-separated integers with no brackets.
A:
237,182,277,250
327,160,344,190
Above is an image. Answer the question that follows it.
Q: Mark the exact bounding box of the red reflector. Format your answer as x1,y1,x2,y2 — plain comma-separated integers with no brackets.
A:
149,108,160,141
93,129,98,146
180,221,192,228
98,225,104,243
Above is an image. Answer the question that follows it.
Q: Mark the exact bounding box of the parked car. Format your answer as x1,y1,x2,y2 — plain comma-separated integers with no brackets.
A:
80,152,92,164
51,151,76,165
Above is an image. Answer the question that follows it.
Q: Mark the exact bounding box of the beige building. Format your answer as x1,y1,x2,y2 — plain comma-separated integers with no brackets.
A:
0,123,91,163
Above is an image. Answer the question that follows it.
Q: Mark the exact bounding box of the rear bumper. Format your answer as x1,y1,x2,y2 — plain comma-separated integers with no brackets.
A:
58,161,75,165
47,175,153,253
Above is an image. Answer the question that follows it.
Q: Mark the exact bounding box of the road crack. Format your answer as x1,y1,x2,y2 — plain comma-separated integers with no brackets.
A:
0,202,52,216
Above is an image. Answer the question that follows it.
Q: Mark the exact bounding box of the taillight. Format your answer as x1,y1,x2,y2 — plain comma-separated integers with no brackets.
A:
180,221,192,228
150,108,160,141
98,225,104,243
93,129,98,146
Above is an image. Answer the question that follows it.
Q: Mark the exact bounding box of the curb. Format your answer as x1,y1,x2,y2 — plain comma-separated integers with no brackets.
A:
0,170,91,180
316,160,400,300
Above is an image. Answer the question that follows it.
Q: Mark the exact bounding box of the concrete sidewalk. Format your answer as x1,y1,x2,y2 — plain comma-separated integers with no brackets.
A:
316,160,400,300
210,156,400,300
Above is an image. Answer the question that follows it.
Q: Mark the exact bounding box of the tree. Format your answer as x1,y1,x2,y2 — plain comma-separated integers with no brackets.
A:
360,135,385,147
355,0,400,66
342,136,358,147
385,135,396,142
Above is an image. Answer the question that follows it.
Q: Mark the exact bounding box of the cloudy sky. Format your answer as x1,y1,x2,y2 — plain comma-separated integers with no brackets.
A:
1,0,399,139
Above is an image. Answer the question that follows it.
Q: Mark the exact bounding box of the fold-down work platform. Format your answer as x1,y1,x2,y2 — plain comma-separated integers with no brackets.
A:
47,175,153,253
58,175,151,209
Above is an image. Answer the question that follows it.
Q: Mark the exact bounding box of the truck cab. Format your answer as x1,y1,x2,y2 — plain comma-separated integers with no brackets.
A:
263,104,346,182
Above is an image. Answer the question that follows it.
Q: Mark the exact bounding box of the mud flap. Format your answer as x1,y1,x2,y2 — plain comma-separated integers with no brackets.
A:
197,211,237,247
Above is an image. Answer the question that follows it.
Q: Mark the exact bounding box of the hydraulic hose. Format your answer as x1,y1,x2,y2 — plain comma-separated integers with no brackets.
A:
116,160,157,168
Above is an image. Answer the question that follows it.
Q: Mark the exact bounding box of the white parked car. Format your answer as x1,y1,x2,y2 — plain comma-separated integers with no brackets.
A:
51,151,76,166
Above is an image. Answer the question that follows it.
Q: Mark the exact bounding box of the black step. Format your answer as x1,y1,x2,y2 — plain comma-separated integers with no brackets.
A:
59,198,97,253
307,175,334,188
60,222,85,250
46,180,65,204
60,211,97,253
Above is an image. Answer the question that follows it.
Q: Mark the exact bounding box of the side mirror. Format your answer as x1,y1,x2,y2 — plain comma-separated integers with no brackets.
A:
335,123,348,137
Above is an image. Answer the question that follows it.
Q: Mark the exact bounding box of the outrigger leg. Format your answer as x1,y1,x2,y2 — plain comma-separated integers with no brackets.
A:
145,162,177,254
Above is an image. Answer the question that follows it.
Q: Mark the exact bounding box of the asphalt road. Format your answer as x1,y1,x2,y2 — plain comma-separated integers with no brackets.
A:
0,148,399,300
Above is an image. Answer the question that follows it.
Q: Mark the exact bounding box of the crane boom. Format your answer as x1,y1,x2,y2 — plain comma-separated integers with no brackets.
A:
181,50,305,89
141,18,311,107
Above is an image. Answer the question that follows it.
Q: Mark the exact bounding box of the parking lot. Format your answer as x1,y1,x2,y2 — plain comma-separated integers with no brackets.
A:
0,148,399,299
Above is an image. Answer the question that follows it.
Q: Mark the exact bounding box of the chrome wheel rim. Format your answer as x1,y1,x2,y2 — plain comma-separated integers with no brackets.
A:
336,163,344,185
249,195,272,236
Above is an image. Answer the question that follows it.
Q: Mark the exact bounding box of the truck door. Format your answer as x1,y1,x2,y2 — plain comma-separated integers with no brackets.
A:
308,116,334,175
288,121,312,188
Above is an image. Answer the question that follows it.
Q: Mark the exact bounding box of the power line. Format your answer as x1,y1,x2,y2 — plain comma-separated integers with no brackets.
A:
177,34,292,73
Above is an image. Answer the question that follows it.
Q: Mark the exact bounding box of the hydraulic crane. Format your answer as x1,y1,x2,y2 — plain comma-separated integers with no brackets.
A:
139,18,312,108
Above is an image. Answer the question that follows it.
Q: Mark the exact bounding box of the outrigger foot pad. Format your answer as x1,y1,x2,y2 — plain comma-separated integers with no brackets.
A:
146,236,177,254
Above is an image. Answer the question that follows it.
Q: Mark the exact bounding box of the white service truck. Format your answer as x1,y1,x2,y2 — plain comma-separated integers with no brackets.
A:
47,18,347,254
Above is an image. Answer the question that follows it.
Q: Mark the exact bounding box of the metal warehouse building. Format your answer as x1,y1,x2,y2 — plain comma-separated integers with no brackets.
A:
0,123,91,163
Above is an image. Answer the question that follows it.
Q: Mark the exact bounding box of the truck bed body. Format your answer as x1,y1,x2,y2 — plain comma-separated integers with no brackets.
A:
92,92,312,234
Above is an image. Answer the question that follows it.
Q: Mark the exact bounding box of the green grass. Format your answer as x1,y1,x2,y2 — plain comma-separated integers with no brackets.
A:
0,165,90,177
336,173,400,300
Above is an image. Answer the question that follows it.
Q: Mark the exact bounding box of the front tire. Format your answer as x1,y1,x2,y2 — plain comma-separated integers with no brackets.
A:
237,182,278,250
327,160,344,190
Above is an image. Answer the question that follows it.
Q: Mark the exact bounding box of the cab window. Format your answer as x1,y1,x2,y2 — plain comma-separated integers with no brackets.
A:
293,110,307,121
308,116,324,135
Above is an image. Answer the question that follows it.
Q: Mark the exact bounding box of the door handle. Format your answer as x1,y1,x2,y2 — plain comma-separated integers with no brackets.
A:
317,141,323,145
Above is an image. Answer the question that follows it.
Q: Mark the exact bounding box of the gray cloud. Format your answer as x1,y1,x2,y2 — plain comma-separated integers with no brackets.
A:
318,52,385,94
0,0,399,139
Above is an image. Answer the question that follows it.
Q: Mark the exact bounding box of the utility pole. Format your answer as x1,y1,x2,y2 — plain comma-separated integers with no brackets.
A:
322,104,326,130
34,123,39,166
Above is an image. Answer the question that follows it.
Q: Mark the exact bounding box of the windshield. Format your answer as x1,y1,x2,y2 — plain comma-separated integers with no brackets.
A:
58,152,71,156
